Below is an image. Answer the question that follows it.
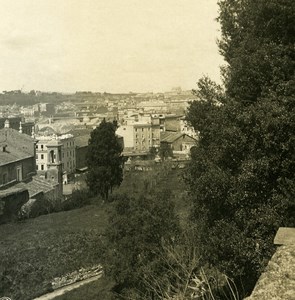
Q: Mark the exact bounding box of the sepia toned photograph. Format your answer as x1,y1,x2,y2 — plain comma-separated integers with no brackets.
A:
0,1,294,299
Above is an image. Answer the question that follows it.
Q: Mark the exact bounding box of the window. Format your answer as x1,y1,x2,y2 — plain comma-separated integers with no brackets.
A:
41,144,44,150
36,154,38,159
2,173,7,184
41,154,44,159
36,145,38,149
16,167,22,181
49,150,55,163
41,165,44,170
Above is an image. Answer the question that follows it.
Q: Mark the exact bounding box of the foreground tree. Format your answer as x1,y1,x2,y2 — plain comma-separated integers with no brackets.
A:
86,119,123,200
186,0,295,296
101,191,180,299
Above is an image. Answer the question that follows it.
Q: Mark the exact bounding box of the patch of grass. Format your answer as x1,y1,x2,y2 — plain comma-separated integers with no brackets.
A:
0,200,108,300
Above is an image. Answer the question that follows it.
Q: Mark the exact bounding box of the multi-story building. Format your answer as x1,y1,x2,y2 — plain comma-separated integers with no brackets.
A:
116,113,161,153
35,134,76,177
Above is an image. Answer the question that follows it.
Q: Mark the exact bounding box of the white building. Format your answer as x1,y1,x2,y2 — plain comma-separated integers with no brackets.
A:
116,113,161,152
35,134,76,179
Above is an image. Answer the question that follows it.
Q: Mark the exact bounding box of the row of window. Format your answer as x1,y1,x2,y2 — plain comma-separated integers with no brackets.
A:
36,164,45,170
36,150,75,160
135,140,152,145
66,141,75,146
36,144,45,150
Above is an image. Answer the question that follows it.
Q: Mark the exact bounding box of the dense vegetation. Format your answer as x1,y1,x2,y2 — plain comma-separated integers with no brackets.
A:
86,120,124,200
185,0,295,295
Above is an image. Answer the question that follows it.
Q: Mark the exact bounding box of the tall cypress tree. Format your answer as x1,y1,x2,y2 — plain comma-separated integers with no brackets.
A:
86,119,123,200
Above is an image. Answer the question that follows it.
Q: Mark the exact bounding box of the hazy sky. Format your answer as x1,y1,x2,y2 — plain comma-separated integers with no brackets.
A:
0,0,224,93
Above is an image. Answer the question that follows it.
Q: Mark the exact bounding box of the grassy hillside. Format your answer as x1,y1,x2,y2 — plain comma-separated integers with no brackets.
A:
0,164,189,300
0,200,107,300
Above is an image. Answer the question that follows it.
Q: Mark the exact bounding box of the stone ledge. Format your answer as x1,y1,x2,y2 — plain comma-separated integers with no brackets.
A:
245,228,295,300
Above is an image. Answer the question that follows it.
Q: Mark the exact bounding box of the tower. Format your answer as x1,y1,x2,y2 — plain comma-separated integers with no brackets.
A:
46,139,63,196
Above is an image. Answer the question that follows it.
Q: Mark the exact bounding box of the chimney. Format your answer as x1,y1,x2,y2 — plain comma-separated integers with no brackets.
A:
4,119,9,128
2,144,7,152
19,121,23,133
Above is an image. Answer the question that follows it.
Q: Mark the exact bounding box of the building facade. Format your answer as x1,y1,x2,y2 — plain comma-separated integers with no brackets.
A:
0,128,37,188
116,113,161,152
35,134,76,176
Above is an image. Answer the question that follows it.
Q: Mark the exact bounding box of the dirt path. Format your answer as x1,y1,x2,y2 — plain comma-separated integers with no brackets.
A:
33,273,102,300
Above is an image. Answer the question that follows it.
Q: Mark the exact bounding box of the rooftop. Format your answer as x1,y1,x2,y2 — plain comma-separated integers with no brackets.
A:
160,132,184,143
15,176,56,198
0,128,35,166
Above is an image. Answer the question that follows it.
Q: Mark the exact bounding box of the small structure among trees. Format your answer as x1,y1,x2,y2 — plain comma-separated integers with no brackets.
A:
86,119,123,200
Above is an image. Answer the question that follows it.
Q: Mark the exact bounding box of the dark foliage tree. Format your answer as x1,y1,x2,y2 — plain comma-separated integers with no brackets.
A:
159,142,173,160
148,146,158,159
186,0,295,296
101,191,180,299
86,119,123,200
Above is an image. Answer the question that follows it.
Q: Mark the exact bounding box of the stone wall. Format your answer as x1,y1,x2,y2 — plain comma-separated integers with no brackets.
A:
245,228,295,300
0,187,29,224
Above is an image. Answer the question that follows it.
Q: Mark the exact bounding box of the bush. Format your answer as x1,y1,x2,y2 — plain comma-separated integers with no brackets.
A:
61,189,91,211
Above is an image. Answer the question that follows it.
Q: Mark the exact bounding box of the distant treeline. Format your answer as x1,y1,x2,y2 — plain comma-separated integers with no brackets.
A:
0,90,136,106
0,90,106,106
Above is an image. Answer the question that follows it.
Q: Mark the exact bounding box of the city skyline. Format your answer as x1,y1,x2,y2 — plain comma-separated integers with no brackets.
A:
0,0,224,93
